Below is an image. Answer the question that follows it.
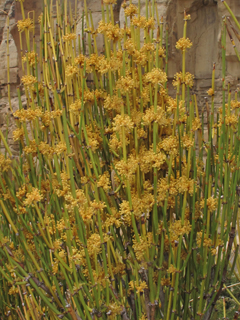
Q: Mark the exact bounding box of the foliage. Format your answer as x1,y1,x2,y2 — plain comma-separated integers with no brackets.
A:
214,272,240,319
0,0,240,319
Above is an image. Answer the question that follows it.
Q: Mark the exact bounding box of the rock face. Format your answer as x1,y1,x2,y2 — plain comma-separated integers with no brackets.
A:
0,0,240,151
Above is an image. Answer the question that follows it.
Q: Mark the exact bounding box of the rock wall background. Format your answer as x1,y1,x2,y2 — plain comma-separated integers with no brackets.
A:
0,0,240,152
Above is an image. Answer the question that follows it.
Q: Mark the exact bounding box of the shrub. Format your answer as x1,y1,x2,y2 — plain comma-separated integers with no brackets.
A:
0,0,240,319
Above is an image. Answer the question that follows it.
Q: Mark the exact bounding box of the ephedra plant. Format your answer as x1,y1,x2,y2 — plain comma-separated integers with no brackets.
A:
1,0,240,319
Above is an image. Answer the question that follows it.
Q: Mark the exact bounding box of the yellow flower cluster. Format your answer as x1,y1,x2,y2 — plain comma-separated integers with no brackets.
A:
74,54,85,68
170,219,191,237
109,133,123,151
173,72,194,88
8,286,19,295
124,4,138,17
142,105,169,126
24,188,43,206
69,99,82,114
132,16,147,28
12,127,24,141
115,156,138,181
128,280,148,293
159,136,179,156
21,75,37,86
145,68,167,86
97,172,111,192
107,303,123,319
0,155,12,173
144,17,155,30
197,232,212,248
37,13,43,23
133,50,148,66
177,176,194,194
132,233,152,261
17,18,34,32
157,176,195,207
159,47,166,58
200,196,217,212
96,55,110,74
14,107,42,122
90,199,107,212
65,64,78,78
85,123,102,152
23,139,37,154
16,184,27,200
225,114,238,127
41,109,62,128
98,21,124,42
231,100,240,109
80,206,94,223
116,75,134,94
207,88,214,96
124,38,136,55
104,209,121,228
182,134,194,149
192,117,201,131
167,264,180,274
104,95,123,112
62,33,77,41
168,219,192,246
131,190,154,220
38,142,54,157
161,277,171,286
113,114,134,132
175,37,192,51
22,51,38,66
143,149,167,170
119,200,132,225
87,233,102,257
55,142,67,155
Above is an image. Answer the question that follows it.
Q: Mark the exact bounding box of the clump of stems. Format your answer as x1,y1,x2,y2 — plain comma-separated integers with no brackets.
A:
0,0,240,319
